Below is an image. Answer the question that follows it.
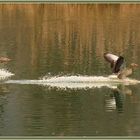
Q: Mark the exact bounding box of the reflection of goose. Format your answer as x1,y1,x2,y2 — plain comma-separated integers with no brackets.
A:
104,53,138,79
105,85,133,113
0,57,11,63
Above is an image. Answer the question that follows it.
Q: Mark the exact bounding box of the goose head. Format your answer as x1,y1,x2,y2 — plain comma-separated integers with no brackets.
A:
130,63,138,69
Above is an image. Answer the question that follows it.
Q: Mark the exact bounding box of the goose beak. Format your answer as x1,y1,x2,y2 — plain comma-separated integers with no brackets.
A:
135,64,138,67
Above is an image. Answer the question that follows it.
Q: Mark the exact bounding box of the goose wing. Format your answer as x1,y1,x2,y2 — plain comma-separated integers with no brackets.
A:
113,56,125,73
104,53,125,73
104,53,119,63
104,53,119,69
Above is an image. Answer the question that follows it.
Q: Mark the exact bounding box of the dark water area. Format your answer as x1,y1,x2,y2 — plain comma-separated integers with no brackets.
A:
0,4,140,136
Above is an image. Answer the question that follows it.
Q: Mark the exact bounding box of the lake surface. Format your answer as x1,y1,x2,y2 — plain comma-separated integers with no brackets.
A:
0,4,140,136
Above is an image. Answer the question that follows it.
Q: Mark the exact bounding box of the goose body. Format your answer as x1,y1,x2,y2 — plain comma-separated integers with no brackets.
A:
118,68,132,79
0,57,11,63
117,63,138,79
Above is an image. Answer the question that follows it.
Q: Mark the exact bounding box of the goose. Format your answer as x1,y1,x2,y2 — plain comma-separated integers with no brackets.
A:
0,57,11,63
104,53,138,79
117,63,138,79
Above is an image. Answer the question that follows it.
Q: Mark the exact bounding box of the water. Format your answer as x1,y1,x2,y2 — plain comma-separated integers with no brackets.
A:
0,4,140,136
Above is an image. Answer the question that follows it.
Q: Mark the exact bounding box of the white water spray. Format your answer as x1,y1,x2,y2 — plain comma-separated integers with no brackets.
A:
5,75,140,89
0,69,14,80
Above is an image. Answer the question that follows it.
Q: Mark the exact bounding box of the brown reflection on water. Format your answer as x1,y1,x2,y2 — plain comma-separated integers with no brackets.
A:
0,4,140,77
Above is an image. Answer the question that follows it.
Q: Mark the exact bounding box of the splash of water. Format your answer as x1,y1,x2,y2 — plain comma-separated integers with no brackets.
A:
5,75,140,89
0,69,14,80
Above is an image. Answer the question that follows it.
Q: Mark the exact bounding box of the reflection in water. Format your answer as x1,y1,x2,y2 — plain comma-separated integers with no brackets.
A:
113,90,124,113
0,84,10,135
105,94,117,112
105,85,134,113
0,4,140,79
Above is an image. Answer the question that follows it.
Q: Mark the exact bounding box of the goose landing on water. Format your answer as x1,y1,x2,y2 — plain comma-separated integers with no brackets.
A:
104,53,138,79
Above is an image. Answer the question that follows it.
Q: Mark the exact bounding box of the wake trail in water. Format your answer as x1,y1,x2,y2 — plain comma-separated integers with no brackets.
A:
5,75,140,89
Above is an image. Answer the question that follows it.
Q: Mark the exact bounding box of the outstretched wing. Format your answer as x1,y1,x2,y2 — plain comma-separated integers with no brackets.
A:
104,53,125,73
104,53,119,64
104,53,119,69
113,56,125,73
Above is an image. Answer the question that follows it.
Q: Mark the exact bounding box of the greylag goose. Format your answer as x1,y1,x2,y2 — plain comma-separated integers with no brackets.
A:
104,53,138,79
0,57,11,63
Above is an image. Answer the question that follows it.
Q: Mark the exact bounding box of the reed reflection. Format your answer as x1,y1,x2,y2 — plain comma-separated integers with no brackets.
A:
0,85,10,133
0,4,140,79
